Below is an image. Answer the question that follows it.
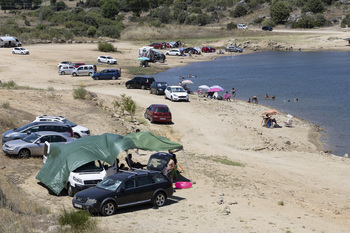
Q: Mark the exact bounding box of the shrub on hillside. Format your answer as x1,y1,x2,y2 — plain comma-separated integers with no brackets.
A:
341,14,350,28
227,22,237,30
73,86,87,99
98,42,116,52
87,26,97,37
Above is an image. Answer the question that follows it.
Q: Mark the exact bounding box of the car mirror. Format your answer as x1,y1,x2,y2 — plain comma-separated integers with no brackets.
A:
104,165,109,170
26,130,31,135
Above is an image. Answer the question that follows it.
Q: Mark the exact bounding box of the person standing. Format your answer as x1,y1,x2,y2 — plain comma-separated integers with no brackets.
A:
231,88,236,101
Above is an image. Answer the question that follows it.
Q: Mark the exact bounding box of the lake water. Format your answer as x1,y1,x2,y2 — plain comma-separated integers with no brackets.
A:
152,51,350,156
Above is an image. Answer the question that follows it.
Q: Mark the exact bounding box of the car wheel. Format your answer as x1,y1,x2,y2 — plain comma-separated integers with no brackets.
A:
98,59,101,62
171,96,174,102
107,61,110,64
156,90,159,95
150,89,152,94
144,112,148,120
150,117,154,123
88,72,92,76
164,94,167,99
12,51,15,54
60,71,65,75
95,76,99,80
67,184,74,197
73,133,80,139
18,149,30,159
112,76,116,80
101,201,116,216
153,192,166,207
126,84,131,89
72,73,77,77
141,85,146,90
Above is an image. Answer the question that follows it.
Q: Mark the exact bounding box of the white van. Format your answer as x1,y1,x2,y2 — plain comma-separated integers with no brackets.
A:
58,65,75,75
71,65,94,76
237,24,248,29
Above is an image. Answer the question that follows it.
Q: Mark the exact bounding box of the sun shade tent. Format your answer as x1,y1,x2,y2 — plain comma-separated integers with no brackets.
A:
36,132,183,195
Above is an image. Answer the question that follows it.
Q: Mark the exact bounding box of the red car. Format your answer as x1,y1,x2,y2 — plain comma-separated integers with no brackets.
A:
201,46,216,53
72,62,85,68
149,43,163,49
144,104,172,123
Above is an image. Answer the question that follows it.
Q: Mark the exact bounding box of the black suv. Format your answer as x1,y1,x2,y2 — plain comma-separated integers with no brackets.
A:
150,81,167,95
72,170,173,216
125,76,155,90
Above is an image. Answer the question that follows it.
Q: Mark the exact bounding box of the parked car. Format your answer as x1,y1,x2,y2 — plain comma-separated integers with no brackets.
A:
33,115,90,138
225,45,243,53
12,47,29,55
262,26,273,31
71,65,94,76
97,55,117,64
165,49,181,56
2,131,74,158
201,46,216,53
237,24,248,29
150,82,167,95
72,170,173,216
58,65,75,75
146,152,175,173
144,104,172,123
1,122,73,144
183,47,201,55
72,62,85,68
125,76,155,89
149,42,163,49
57,61,72,68
164,86,189,102
67,160,107,197
91,69,121,80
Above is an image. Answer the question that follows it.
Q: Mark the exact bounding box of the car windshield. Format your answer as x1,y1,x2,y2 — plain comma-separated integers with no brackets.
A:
172,87,185,92
20,48,25,50
97,177,123,191
15,123,34,132
22,133,40,143
157,83,167,87
74,161,103,172
61,119,77,127
107,56,113,59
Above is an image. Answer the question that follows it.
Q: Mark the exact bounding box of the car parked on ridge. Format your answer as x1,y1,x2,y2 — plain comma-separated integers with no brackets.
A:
183,47,201,55
72,170,173,216
2,131,75,158
150,82,167,95
149,42,163,49
164,86,189,102
201,46,216,53
91,69,121,80
72,62,85,68
144,104,172,123
33,115,90,138
57,61,72,68
97,55,117,64
237,24,248,29
1,122,73,144
12,47,29,55
125,76,155,90
262,26,273,31
225,45,243,53
71,65,94,76
58,65,75,75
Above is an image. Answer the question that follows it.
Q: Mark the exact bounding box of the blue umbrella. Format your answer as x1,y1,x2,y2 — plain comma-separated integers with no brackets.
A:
137,57,150,61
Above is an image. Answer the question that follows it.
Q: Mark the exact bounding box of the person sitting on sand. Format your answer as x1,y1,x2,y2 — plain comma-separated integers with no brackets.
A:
262,114,270,127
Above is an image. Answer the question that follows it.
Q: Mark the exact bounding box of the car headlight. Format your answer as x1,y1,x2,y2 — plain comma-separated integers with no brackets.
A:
173,94,178,97
85,198,97,205
73,176,83,184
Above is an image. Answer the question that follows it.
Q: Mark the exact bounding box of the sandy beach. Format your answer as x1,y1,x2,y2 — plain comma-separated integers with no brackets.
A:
1,28,350,232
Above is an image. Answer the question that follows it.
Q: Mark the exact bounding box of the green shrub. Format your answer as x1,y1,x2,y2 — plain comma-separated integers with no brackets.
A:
2,102,10,108
149,20,162,27
59,208,97,231
98,42,116,52
73,86,87,99
262,19,276,27
87,26,97,37
1,81,17,89
227,22,237,30
232,4,248,18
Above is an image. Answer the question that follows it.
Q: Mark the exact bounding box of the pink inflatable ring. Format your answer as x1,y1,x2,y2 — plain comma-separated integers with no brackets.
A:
175,182,192,189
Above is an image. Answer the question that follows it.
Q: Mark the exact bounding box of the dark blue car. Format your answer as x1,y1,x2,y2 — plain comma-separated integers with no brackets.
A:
150,82,168,95
92,69,121,80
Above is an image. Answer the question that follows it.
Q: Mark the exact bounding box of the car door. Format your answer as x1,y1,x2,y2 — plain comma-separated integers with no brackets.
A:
30,135,51,156
115,177,139,206
134,77,141,88
145,105,153,119
135,175,156,202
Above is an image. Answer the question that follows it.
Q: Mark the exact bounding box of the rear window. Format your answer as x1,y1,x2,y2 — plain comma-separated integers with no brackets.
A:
74,161,103,172
155,107,169,113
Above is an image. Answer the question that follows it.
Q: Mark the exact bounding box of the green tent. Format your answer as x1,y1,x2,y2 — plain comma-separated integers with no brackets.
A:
36,132,183,195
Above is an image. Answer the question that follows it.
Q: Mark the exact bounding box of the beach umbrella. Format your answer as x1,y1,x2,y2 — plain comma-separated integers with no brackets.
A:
210,85,224,91
181,80,194,84
262,110,279,115
198,85,210,90
207,87,223,92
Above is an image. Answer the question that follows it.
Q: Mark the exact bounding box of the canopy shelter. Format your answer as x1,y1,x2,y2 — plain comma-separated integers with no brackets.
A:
36,132,183,195
344,38,350,45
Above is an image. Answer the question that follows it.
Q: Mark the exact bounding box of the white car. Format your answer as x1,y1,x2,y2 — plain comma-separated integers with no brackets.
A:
33,115,90,138
237,24,248,29
164,86,189,102
165,49,181,56
12,47,29,55
57,61,72,68
97,55,117,64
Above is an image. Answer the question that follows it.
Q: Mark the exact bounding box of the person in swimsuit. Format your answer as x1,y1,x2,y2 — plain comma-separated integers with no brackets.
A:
231,88,236,101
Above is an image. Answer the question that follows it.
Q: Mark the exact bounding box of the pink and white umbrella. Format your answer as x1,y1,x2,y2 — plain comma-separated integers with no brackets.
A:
207,87,223,92
209,85,224,91
181,80,194,84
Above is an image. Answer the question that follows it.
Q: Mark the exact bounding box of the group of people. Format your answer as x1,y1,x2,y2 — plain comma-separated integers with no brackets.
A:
203,88,236,101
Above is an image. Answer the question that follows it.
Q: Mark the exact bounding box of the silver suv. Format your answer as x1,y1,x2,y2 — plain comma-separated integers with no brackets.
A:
33,115,90,138
71,65,94,76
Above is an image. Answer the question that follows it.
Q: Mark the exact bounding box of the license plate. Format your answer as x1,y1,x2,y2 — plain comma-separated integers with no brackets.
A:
74,203,82,209
160,118,166,120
